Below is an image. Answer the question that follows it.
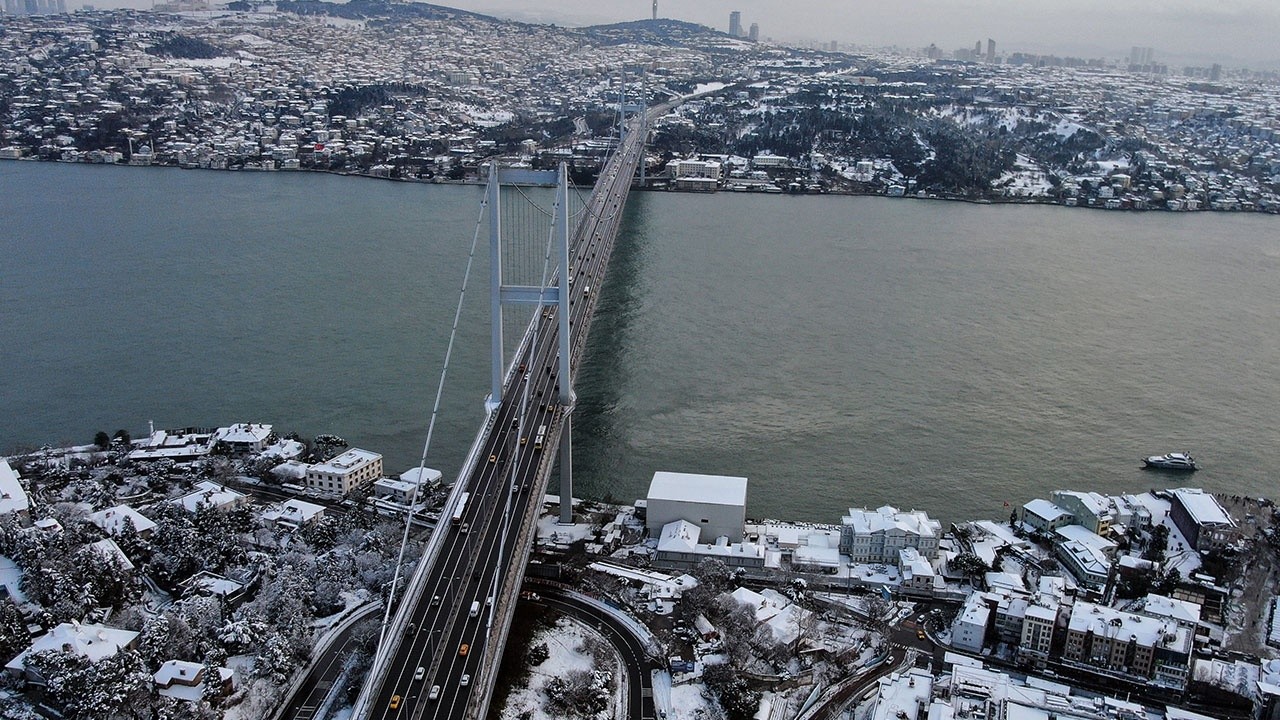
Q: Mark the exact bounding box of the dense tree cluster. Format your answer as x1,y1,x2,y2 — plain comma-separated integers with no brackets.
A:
144,34,225,60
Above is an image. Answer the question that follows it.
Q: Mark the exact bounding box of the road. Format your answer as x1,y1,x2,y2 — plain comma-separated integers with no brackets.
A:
360,114,652,720
279,613,380,720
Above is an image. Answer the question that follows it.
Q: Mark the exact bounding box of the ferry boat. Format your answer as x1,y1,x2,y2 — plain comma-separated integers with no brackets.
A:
1142,452,1197,471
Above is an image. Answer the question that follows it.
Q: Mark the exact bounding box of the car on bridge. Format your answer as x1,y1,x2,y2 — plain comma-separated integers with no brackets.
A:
389,695,401,710
459,643,469,656
414,666,425,681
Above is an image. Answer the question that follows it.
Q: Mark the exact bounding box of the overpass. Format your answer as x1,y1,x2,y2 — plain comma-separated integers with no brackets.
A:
353,105,662,720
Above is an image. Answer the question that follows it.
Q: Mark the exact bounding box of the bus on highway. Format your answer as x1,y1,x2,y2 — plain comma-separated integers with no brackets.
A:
533,425,547,450
452,492,469,525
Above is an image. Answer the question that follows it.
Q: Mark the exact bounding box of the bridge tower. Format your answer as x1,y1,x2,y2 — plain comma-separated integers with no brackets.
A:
485,161,577,524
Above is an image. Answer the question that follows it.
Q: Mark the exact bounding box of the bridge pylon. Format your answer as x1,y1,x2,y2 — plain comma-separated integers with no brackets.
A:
485,160,577,523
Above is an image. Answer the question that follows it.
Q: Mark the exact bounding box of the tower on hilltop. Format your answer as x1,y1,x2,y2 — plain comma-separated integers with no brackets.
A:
652,0,657,21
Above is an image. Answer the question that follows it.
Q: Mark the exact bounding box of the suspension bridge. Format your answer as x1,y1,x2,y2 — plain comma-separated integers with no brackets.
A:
350,97,667,720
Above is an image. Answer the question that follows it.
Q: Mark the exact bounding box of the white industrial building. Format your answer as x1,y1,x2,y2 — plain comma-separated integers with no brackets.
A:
645,471,747,543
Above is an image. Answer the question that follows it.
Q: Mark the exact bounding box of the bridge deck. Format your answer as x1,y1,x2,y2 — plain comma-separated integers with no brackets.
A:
356,113,654,720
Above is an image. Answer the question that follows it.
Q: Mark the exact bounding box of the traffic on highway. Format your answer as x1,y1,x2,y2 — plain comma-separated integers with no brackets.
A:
361,112,653,720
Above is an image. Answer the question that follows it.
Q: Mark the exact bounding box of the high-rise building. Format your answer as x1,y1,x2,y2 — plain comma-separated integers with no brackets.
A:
729,11,742,38
1130,46,1154,68
986,38,996,63
1210,63,1222,81
748,22,758,42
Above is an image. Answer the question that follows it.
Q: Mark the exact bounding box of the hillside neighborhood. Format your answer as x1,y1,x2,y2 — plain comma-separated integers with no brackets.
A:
0,3,1278,209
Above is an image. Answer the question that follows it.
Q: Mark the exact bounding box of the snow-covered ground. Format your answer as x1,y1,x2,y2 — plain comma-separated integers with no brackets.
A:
497,616,619,720
668,682,717,719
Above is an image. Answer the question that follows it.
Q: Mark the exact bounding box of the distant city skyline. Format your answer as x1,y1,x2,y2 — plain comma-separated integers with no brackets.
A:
427,0,1277,68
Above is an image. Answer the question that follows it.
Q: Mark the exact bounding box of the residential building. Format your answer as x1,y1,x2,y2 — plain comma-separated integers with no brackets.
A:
645,471,747,543
952,592,991,652
5,622,140,682
1063,600,1193,689
89,505,157,539
898,547,941,596
1051,490,1115,536
154,659,234,702
654,519,764,571
1169,488,1238,552
373,468,441,504
127,427,215,463
261,498,326,529
0,460,30,525
840,505,941,563
1020,498,1072,533
212,422,273,453
1018,603,1057,665
174,481,247,513
867,668,933,720
1053,523,1117,588
306,448,382,497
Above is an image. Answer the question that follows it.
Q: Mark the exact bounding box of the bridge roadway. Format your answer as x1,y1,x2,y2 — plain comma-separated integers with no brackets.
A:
362,114,656,720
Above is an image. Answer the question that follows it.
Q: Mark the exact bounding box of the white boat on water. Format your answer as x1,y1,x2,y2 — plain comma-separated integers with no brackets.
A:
1143,452,1197,471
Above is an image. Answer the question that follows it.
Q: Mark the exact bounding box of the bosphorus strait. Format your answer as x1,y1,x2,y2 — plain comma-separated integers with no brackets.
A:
4,162,1278,526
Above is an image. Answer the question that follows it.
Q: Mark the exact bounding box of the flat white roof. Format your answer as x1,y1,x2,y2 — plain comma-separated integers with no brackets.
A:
1172,488,1235,527
311,448,381,474
648,471,747,507
0,460,29,516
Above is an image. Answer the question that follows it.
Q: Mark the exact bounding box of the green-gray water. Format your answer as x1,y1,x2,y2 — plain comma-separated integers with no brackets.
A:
4,162,1278,525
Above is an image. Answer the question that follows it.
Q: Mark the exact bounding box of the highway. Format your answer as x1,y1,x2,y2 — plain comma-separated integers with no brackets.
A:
360,112,653,720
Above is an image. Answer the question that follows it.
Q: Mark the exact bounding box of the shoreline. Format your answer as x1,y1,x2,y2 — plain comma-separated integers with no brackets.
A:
5,156,1275,215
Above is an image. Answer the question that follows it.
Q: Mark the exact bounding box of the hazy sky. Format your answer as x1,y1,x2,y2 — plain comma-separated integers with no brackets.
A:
435,0,1279,67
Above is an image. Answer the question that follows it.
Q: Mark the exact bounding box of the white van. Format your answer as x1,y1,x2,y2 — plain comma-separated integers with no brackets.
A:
469,600,480,617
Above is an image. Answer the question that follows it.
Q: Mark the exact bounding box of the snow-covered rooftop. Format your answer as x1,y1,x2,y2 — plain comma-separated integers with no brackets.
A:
1171,488,1235,527
5,622,139,673
1068,600,1191,650
0,554,27,605
311,447,381,474
1023,498,1071,522
175,481,245,513
399,467,443,485
842,505,940,537
1142,593,1202,626
0,460,29,517
213,422,272,445
262,498,325,526
89,504,157,536
91,538,135,572
647,471,747,507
